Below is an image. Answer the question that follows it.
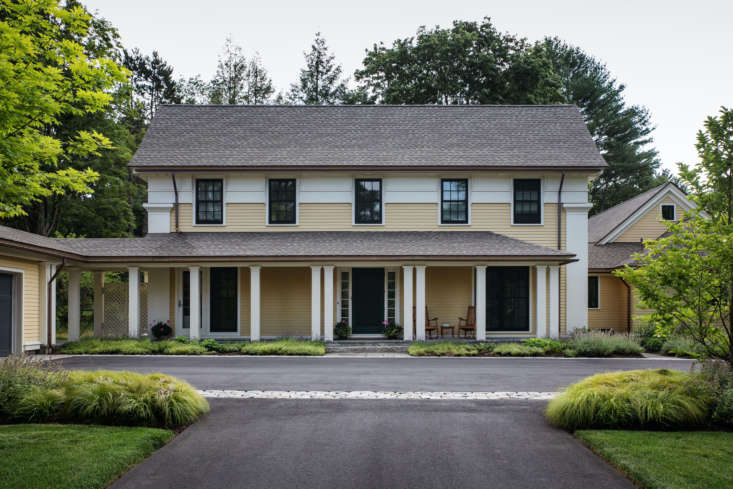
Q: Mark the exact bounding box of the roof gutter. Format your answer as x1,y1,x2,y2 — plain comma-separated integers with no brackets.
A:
557,172,565,335
130,165,608,173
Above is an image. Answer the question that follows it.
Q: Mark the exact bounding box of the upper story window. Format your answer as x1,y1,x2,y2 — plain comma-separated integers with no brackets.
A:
441,179,468,224
588,276,600,309
513,179,541,224
355,179,382,224
661,204,676,221
268,179,296,224
195,179,223,224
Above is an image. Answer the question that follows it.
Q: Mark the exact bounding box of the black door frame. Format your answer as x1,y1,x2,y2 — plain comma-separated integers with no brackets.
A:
0,271,21,356
484,266,531,332
350,267,385,335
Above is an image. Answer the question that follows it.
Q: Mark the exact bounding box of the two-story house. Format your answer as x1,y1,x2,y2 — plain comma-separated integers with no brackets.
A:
0,105,606,354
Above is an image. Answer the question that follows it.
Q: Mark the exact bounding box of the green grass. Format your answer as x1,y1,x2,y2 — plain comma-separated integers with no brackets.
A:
546,369,712,430
576,430,733,489
408,341,493,356
0,424,172,489
57,338,325,355
240,339,325,355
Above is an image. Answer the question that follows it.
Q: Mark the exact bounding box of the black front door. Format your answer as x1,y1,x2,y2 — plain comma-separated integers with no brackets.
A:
210,268,237,333
351,268,384,334
0,274,12,356
486,267,530,332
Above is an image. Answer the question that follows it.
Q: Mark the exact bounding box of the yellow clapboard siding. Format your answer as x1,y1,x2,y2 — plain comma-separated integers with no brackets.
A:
617,196,678,242
426,267,473,330
0,256,42,344
239,267,251,336
261,267,310,336
588,274,629,333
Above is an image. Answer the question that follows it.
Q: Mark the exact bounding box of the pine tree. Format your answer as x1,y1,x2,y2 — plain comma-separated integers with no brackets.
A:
288,32,347,104
210,36,248,104
245,53,274,104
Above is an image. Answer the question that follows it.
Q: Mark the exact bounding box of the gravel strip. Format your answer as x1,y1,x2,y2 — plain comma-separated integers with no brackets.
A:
198,390,557,400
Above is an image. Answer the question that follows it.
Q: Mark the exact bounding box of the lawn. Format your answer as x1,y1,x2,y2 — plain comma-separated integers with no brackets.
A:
576,430,733,489
0,424,173,489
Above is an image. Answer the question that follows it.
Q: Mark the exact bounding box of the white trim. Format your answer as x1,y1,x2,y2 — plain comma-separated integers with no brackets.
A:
438,177,472,226
511,177,544,226
475,266,487,341
600,185,695,244
266,177,299,226
323,265,334,342
535,265,547,337
415,266,426,341
402,266,414,341
352,178,384,226
188,266,201,339
548,266,560,339
310,266,322,340
192,177,227,227
250,265,261,341
660,203,676,222
588,275,600,310
383,268,400,324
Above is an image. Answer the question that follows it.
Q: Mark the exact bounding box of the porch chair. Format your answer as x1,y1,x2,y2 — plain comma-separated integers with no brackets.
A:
413,306,440,339
458,306,476,338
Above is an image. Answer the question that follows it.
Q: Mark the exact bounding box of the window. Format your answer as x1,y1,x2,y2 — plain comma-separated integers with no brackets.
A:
355,179,382,224
195,179,223,224
588,276,600,309
441,179,468,224
268,179,296,224
513,179,541,224
386,271,397,323
661,204,676,221
339,271,350,324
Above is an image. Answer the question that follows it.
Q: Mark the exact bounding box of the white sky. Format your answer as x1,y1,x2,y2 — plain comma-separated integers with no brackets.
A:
84,0,732,173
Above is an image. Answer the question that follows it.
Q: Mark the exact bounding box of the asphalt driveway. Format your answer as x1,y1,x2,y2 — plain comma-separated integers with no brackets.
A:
110,399,635,489
58,355,692,392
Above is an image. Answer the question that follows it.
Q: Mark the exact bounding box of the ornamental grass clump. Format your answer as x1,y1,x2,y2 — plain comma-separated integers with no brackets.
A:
241,339,325,356
0,356,209,428
545,369,712,430
565,331,643,357
407,341,493,356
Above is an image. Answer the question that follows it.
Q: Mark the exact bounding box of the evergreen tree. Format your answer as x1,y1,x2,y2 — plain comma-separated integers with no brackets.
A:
210,36,248,104
245,53,275,104
540,38,663,214
288,32,348,104
123,48,180,121
177,75,212,104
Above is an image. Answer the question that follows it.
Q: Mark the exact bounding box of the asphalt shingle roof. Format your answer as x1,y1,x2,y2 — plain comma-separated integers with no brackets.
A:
128,105,607,169
588,243,645,270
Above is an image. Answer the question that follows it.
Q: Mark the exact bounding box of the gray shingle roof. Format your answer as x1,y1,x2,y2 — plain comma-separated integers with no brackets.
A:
588,243,644,270
588,183,670,243
59,231,574,261
129,105,607,169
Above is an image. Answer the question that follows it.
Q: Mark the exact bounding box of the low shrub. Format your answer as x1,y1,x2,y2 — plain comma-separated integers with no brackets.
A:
545,369,712,430
382,320,403,340
334,320,350,340
150,321,172,340
699,361,733,427
407,341,493,356
661,336,706,358
58,338,157,355
162,343,208,355
565,331,644,357
241,339,325,356
493,343,546,356
0,356,209,428
523,338,564,354
634,323,667,353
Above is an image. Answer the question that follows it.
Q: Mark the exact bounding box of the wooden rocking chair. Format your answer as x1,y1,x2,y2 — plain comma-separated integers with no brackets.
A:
458,306,476,338
413,306,440,339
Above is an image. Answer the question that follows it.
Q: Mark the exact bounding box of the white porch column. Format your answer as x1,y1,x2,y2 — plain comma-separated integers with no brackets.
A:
323,266,334,342
535,265,548,338
475,266,487,341
549,265,560,339
188,266,200,339
93,271,104,338
402,266,414,341
564,203,593,333
249,266,261,341
415,265,426,341
128,267,139,338
311,266,322,340
67,269,81,342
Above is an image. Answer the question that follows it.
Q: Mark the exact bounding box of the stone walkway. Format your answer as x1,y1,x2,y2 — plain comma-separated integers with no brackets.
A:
199,389,556,400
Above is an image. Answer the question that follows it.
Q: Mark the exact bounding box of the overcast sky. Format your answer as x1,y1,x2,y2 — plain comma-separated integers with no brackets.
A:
84,0,732,173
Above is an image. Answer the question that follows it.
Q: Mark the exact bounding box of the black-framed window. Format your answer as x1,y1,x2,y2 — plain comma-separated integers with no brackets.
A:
661,204,676,221
268,179,296,224
195,179,223,224
513,179,541,224
355,179,382,224
485,267,530,331
588,276,600,309
441,179,468,224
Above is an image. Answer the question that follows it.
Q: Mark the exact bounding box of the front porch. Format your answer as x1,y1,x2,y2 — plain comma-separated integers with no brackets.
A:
59,262,565,343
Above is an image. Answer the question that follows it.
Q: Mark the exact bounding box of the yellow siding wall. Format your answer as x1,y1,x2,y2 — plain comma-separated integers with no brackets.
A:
617,197,678,242
0,255,42,345
261,267,310,336
588,274,629,333
426,267,473,329
239,267,251,336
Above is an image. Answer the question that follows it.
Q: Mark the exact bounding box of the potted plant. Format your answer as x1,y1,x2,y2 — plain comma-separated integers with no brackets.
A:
150,320,172,340
334,320,350,340
382,320,403,340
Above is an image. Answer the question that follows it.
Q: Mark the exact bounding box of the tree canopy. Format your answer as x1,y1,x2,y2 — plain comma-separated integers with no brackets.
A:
288,32,348,104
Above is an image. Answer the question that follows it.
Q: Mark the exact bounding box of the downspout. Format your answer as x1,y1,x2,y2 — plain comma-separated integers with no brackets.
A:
46,259,65,352
171,174,180,233
557,173,565,334
620,277,632,334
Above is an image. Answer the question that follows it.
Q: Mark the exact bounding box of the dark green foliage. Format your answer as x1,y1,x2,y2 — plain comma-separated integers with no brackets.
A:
288,32,348,104
635,323,667,352
356,18,563,105
150,321,172,340
334,320,350,340
0,424,173,489
382,320,403,340
699,361,733,426
523,337,564,354
546,369,712,430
